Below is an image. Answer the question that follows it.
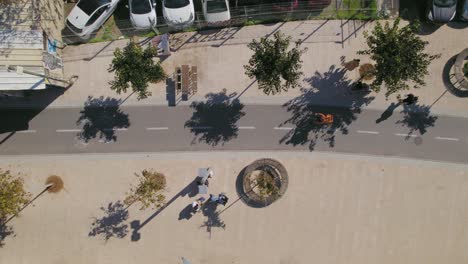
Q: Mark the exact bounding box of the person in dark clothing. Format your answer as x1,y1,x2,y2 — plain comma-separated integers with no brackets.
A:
402,94,419,105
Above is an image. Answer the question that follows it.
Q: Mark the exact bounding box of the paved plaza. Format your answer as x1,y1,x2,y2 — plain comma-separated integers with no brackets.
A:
1,151,467,263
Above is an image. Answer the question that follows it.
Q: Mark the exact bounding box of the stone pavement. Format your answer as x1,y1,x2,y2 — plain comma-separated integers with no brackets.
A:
0,151,468,264
6,20,467,118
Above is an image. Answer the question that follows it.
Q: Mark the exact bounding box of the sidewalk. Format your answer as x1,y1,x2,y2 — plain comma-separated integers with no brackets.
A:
20,20,468,117
0,151,467,264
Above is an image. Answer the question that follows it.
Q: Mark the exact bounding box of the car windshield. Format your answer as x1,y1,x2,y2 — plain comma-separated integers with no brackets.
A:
164,0,190,9
434,0,456,7
131,0,152,14
206,0,227,13
77,0,110,15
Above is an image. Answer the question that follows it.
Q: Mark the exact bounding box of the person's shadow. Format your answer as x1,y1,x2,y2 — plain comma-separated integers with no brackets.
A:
376,102,401,123
178,204,195,220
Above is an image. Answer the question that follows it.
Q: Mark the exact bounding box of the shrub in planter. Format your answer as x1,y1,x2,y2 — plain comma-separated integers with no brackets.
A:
124,170,167,210
359,63,375,81
255,171,279,197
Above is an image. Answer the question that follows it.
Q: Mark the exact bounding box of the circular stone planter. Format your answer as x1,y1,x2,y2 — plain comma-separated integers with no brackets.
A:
454,48,468,90
236,158,288,208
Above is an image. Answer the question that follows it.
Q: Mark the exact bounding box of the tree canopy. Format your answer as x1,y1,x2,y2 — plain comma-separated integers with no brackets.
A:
358,18,440,98
244,31,307,95
108,41,166,100
0,170,30,222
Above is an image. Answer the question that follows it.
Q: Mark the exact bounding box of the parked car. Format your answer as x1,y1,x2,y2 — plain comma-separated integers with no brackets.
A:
129,0,157,29
162,0,195,28
66,0,120,40
202,0,230,23
427,0,458,23
461,0,468,21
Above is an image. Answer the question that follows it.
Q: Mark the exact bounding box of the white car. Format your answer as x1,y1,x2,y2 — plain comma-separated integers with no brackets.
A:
129,0,157,29
66,0,120,40
202,0,230,23
162,0,195,28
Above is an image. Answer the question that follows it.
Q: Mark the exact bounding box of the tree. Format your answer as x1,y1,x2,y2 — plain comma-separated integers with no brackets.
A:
0,170,30,222
108,41,166,100
358,18,440,98
244,31,307,95
124,170,166,210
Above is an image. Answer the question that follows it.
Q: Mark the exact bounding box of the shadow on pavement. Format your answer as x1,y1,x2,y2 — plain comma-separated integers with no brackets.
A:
280,65,374,150
76,96,130,143
200,202,225,238
0,87,65,145
88,201,129,241
396,103,438,139
131,178,198,241
185,89,245,146
376,102,401,123
0,222,14,248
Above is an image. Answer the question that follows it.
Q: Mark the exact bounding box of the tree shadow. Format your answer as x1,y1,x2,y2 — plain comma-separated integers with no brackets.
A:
200,202,225,238
131,178,199,242
185,89,245,146
76,96,130,143
88,201,129,241
0,222,14,248
280,65,374,150
396,103,438,139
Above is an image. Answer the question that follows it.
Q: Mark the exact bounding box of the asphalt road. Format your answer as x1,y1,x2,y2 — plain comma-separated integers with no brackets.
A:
0,104,467,163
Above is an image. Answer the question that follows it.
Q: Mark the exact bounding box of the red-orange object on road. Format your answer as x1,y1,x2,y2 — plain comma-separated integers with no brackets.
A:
313,113,334,125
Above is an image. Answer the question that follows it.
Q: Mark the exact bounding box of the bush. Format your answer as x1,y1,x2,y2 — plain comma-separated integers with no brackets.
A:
255,171,279,197
0,170,30,222
124,170,167,210
359,63,375,80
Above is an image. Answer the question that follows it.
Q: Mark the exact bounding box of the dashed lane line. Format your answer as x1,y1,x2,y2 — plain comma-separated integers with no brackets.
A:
274,127,293,130
238,126,256,129
146,127,169,131
56,129,82,133
357,130,379,135
17,130,37,133
435,136,460,141
395,133,417,138
103,128,128,132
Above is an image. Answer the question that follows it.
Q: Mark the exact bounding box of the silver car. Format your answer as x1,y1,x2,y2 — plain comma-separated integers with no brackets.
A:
427,0,458,23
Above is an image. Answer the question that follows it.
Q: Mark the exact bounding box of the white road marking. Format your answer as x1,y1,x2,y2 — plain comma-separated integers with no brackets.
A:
395,133,417,138
238,126,256,129
274,127,293,130
435,136,460,141
56,129,82,133
103,128,128,132
17,130,36,133
192,126,213,130
146,127,169,131
357,130,379,135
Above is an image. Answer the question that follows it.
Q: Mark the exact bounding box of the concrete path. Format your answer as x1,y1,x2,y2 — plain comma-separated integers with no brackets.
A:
0,151,467,264
48,20,468,118
1,105,467,163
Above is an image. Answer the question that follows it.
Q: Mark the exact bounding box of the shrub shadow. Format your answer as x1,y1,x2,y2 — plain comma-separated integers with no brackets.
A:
396,103,438,138
76,96,130,143
89,201,129,241
185,89,245,146
280,65,374,150
0,222,14,248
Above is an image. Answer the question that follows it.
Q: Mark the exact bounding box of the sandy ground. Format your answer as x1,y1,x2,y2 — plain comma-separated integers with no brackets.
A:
0,151,468,264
